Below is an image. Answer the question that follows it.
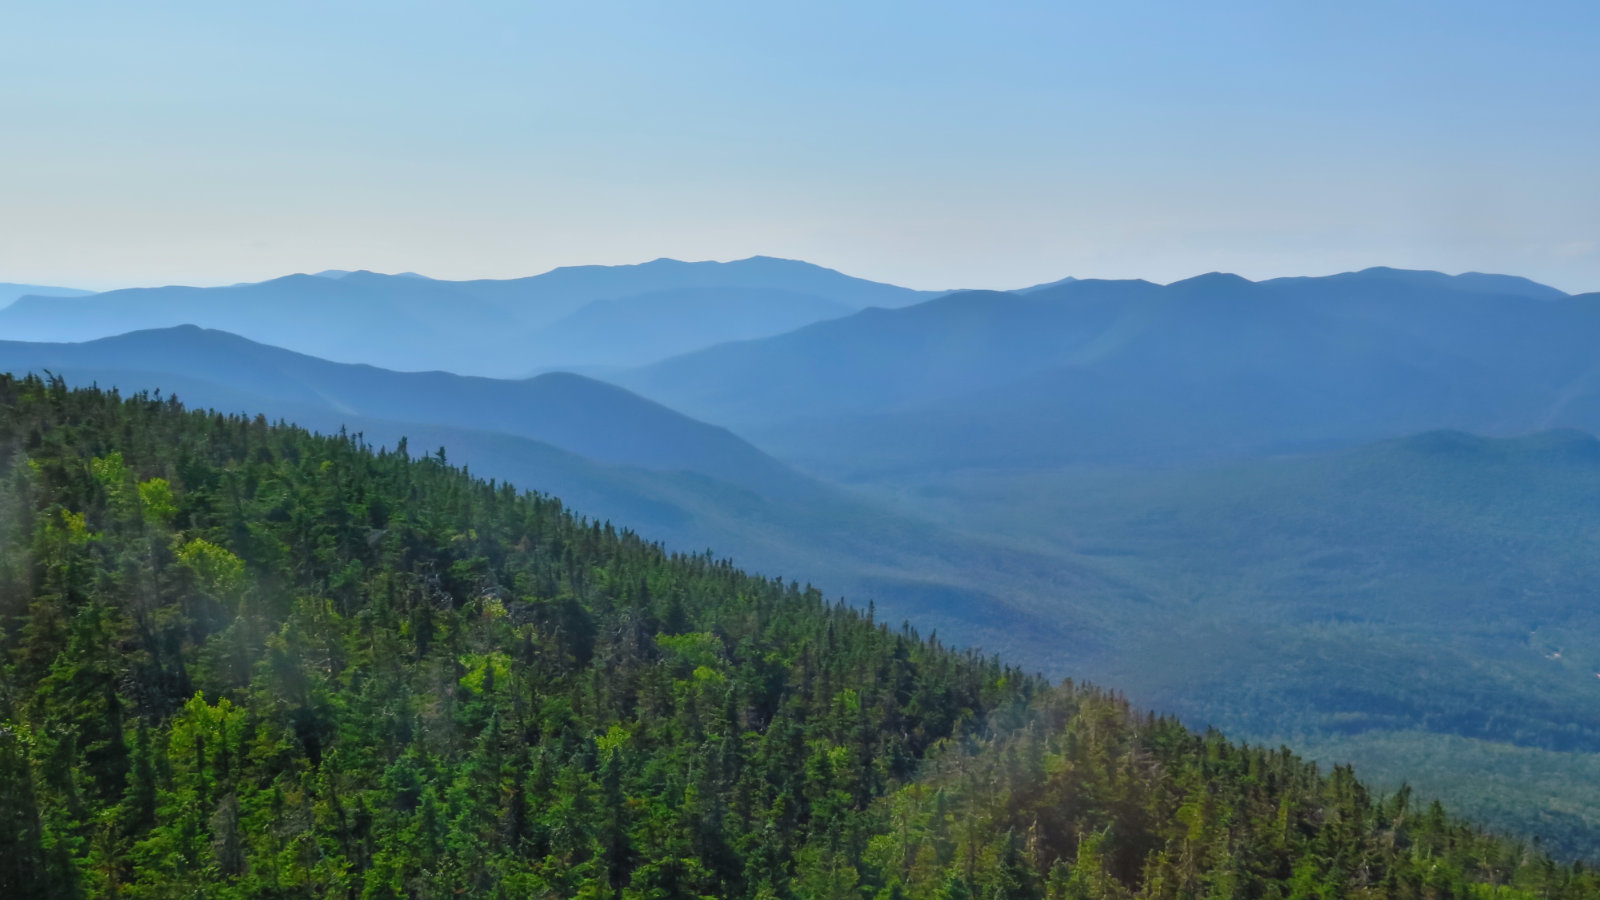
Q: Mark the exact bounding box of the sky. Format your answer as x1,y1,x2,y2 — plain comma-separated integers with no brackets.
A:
3,0,1598,293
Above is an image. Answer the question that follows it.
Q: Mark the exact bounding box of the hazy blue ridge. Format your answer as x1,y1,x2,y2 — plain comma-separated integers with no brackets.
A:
0,257,938,376
0,325,800,494
614,266,1595,475
0,326,1100,666
0,282,96,307
518,285,857,371
7,261,1599,854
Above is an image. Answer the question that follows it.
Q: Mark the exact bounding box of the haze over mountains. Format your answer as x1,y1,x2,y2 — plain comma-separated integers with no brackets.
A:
4,256,1600,855
0,257,936,377
0,282,95,306
0,326,795,491
12,380,1584,898
523,286,857,373
0,324,1091,669
880,428,1600,855
616,267,1595,475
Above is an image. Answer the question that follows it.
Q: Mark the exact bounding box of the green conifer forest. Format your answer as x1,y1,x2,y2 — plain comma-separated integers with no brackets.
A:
2,374,1594,899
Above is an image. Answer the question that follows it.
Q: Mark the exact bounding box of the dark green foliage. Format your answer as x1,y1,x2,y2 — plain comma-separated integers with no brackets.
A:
0,375,1592,898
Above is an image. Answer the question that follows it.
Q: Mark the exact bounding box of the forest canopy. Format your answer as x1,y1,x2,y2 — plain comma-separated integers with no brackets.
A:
0,374,1592,899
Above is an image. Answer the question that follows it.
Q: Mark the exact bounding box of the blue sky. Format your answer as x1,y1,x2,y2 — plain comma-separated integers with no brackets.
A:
3,1,1597,291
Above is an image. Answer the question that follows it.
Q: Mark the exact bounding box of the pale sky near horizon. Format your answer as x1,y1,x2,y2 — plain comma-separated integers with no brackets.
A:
3,1,1597,293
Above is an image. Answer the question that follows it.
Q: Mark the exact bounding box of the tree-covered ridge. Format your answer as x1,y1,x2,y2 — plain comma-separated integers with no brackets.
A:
0,375,1591,899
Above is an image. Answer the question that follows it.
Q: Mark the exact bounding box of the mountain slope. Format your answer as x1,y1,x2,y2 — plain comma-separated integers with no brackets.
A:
0,257,938,376
616,283,1162,426
446,255,937,323
1016,274,1079,293
865,427,1600,858
522,286,855,371
1,376,1591,897
0,326,796,494
616,267,1596,474
0,274,525,373
1263,265,1571,300
0,327,1114,665
0,283,95,306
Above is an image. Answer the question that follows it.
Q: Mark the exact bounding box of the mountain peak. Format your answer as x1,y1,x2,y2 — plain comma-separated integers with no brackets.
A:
311,269,432,281
1331,267,1567,300
1168,272,1256,292
1017,275,1079,294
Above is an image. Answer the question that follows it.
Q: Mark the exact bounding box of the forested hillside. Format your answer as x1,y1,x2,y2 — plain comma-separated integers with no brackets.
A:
874,431,1600,856
0,326,801,494
0,326,1106,674
0,376,1591,898
601,265,1600,852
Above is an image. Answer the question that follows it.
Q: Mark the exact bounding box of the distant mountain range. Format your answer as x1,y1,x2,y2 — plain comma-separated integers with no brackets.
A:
0,282,95,306
0,325,1098,666
614,266,1595,476
0,325,796,493
7,258,1600,853
312,269,431,280
520,286,857,373
0,257,938,376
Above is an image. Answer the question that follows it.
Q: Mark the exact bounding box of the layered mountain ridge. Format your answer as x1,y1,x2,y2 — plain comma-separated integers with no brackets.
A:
3,375,1591,896
0,256,938,377
5,258,1600,855
614,266,1597,475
